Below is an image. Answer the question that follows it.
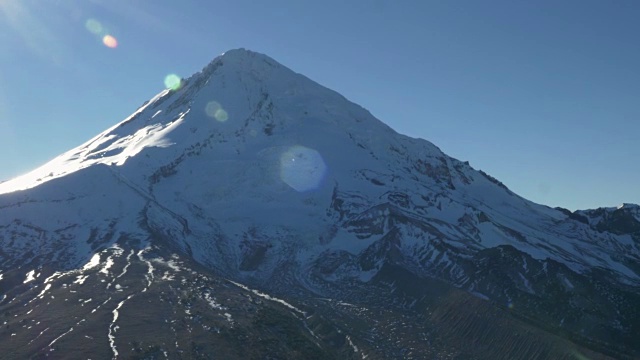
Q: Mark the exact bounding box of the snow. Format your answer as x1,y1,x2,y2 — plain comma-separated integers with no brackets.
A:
204,292,225,311
44,272,64,284
36,284,52,299
279,145,327,192
82,253,101,271
0,89,178,195
562,276,574,290
109,294,134,358
137,248,155,290
48,327,74,349
74,275,88,285
470,292,490,301
28,327,50,345
346,335,359,353
518,273,535,294
0,46,638,325
228,280,306,316
23,270,36,284
358,267,382,283
100,256,115,275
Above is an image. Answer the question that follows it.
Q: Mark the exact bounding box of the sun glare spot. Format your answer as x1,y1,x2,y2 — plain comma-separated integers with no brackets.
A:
205,101,229,122
102,35,118,48
280,146,327,192
164,74,182,91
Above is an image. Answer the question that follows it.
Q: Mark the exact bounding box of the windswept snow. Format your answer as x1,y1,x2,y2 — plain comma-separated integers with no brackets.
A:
0,90,183,195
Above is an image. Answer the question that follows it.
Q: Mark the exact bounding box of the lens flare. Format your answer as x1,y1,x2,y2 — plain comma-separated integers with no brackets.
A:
85,19,103,35
280,146,327,192
164,74,182,91
102,35,118,48
205,101,229,122
85,18,118,49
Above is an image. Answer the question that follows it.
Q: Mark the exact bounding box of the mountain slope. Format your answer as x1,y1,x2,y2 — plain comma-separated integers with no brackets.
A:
0,49,638,359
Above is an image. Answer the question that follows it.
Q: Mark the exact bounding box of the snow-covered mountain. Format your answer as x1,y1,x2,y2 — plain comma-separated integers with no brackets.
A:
0,49,638,359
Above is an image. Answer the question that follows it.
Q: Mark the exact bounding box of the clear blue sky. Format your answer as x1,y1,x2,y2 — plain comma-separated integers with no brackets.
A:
1,0,638,210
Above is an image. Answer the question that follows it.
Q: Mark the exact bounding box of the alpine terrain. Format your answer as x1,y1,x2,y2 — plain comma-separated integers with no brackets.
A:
0,49,638,359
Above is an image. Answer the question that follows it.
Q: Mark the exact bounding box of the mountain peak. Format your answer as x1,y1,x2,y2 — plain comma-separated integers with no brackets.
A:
219,47,261,60
2,49,640,358
200,48,282,79
0,48,396,195
618,203,640,210
221,47,251,56
214,48,274,67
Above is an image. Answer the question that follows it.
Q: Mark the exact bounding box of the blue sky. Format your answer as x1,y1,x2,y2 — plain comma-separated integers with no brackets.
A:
0,0,638,210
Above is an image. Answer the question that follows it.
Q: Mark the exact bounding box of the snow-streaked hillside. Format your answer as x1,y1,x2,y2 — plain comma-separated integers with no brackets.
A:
1,49,638,359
